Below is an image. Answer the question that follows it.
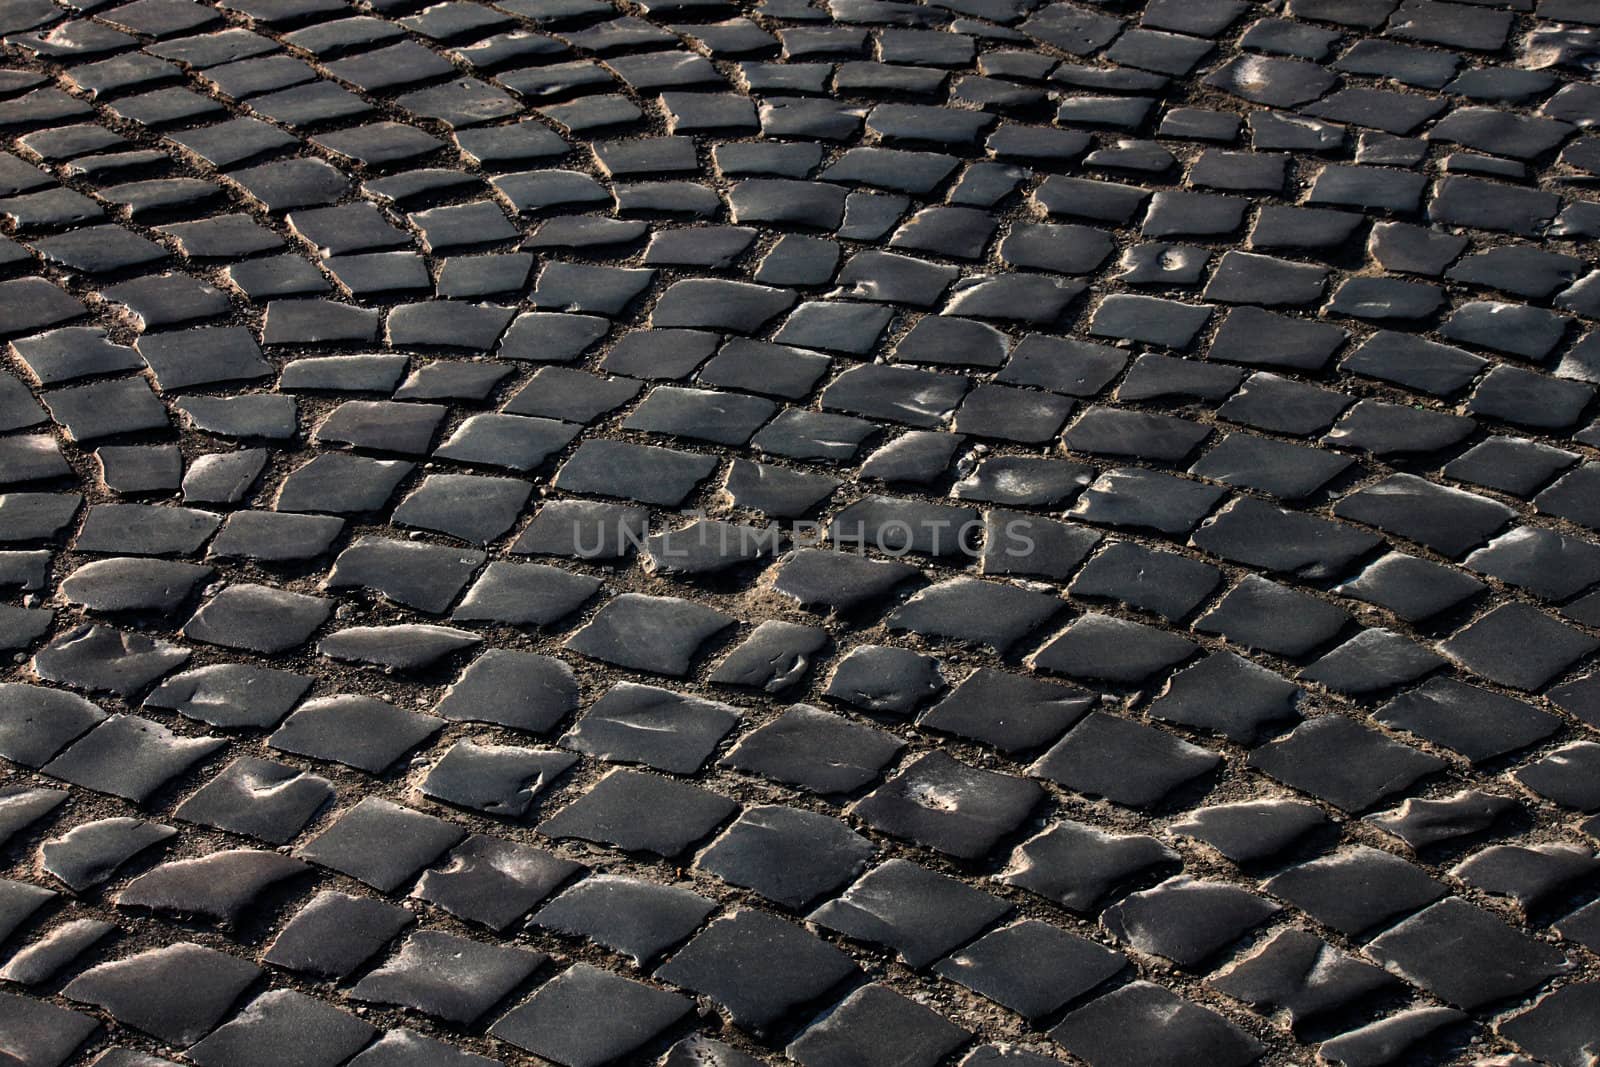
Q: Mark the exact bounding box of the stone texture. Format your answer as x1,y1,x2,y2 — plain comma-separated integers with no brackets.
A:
0,2,1589,1062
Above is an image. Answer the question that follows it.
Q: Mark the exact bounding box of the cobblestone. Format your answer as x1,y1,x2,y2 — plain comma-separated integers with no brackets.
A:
0,0,1599,1063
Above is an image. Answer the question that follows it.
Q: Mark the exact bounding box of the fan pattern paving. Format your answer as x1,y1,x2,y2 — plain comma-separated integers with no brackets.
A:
1,0,1600,1064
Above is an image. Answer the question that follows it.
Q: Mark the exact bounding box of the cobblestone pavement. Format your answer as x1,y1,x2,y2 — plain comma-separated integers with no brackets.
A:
2,0,1600,1063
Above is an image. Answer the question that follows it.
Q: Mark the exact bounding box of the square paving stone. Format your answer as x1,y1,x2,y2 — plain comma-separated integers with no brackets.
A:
75,504,221,558
434,650,579,733
208,511,345,564
0,603,51,651
115,844,305,927
1101,875,1279,968
43,715,220,804
724,461,841,518
41,377,169,442
851,751,1042,860
334,604,533,669
1445,437,1577,499
0,991,98,1067
1051,981,1263,1067
174,756,333,845
315,400,445,456
182,583,332,653
9,328,144,387
952,455,1092,507
497,312,610,362
1193,575,1350,659
1323,399,1476,456
1451,842,1598,912
824,644,947,716
885,577,1064,653
274,454,414,515
1514,741,1600,812
564,682,740,773
397,360,515,400
327,620,486,667
696,804,874,909
143,663,311,730
719,704,903,794
264,300,382,345
1169,798,1328,864
787,984,969,1067
643,518,782,577
421,741,577,818
434,414,580,472
269,695,442,774
503,367,638,423
1297,627,1446,696
1030,711,1221,810
512,500,649,560
32,624,190,697
811,858,1010,968
1250,714,1447,813
1442,603,1600,691
1264,844,1448,937
1070,468,1227,536
264,890,414,978
0,787,65,849
1332,551,1487,623
0,435,70,488
393,474,532,545
1218,373,1350,438
0,877,55,947
324,537,486,614
1208,928,1398,1030
1375,677,1559,764
62,942,260,1046
538,769,737,857
917,668,1096,754
564,593,735,677
1067,541,1218,621
623,386,777,447
1340,331,1486,398
94,445,181,495
103,273,230,331
708,620,829,694
533,874,713,965
298,797,463,892
414,834,581,931
1366,790,1523,852
655,910,860,1033
1365,897,1571,1009
0,279,86,339
179,394,297,440
39,819,176,892
0,683,107,769
1088,295,1212,351
1465,526,1600,601
934,920,1126,1020
820,364,967,429
1333,473,1514,559
554,440,720,506
347,1029,501,1067
492,963,692,1067
1148,653,1302,744
187,990,376,1067
771,549,922,616
1029,614,1197,684
134,326,271,390
352,930,545,1025
1495,982,1600,1067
